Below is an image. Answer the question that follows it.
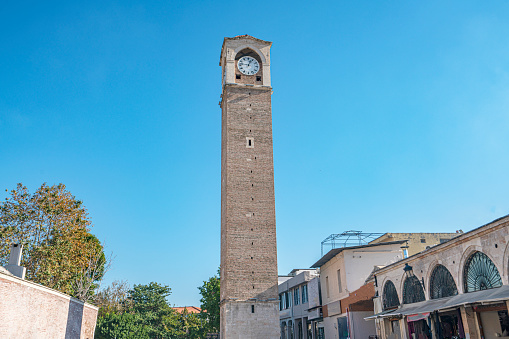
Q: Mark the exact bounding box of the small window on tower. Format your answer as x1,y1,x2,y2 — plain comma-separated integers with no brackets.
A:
256,76,261,82
236,74,241,79
246,137,254,148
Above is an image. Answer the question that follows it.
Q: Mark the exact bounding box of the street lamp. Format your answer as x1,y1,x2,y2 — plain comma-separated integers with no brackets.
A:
403,263,425,290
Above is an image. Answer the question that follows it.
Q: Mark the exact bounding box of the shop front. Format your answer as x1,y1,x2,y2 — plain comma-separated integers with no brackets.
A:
406,313,432,339
433,309,465,339
474,303,509,339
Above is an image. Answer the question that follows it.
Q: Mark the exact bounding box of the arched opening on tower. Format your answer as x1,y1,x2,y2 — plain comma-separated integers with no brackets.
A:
234,48,263,85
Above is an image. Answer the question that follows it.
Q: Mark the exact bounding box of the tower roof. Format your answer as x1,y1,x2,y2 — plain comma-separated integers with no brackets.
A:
219,35,272,65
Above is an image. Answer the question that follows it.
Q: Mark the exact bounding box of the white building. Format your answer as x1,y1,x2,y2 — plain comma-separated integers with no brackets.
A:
279,269,323,339
311,241,405,339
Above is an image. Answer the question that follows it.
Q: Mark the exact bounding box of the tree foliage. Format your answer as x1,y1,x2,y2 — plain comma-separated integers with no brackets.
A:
198,268,220,334
95,280,131,317
0,183,106,300
95,281,204,339
95,312,151,339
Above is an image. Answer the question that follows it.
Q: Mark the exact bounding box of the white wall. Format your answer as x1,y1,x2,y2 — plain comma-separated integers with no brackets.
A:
343,245,403,293
350,311,376,338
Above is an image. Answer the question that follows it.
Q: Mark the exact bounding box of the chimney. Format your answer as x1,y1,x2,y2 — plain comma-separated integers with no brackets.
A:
4,244,26,279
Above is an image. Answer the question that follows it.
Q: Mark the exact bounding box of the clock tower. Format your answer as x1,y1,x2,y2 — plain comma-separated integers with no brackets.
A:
219,35,279,338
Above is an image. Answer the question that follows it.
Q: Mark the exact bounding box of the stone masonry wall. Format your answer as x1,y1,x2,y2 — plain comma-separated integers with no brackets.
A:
220,84,278,301
0,271,98,338
374,216,509,303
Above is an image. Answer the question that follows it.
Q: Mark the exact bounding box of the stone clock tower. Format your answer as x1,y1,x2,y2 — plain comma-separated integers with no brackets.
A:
219,35,279,338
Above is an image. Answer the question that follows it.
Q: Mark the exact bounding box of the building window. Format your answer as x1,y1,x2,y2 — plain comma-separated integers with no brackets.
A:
337,269,342,293
279,293,284,310
326,276,330,298
302,284,308,303
403,276,425,304
246,137,254,148
294,287,300,305
382,280,400,310
284,291,291,309
429,264,458,299
420,238,426,243
463,251,502,292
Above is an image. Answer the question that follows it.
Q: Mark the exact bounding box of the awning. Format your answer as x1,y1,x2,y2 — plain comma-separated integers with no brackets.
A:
364,308,400,321
364,285,509,321
437,285,509,310
407,313,429,322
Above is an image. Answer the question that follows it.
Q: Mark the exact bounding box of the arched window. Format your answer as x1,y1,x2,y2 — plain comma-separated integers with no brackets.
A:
429,264,458,299
464,251,502,292
403,276,425,304
281,322,287,339
382,280,400,310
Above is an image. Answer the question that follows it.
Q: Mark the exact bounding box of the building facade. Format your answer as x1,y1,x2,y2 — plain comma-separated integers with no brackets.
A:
278,269,323,339
369,232,462,257
219,35,279,338
369,215,509,339
312,241,406,338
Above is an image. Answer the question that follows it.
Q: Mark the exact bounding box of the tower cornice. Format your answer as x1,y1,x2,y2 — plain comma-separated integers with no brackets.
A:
219,35,272,65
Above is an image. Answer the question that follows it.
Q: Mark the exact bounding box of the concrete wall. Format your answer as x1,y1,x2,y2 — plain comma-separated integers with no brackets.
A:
343,245,403,293
0,271,98,338
320,243,403,308
350,311,376,339
480,311,504,339
220,301,279,339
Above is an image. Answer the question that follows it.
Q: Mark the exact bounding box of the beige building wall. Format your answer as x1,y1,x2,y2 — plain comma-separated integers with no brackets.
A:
370,216,509,339
0,271,98,338
370,232,461,256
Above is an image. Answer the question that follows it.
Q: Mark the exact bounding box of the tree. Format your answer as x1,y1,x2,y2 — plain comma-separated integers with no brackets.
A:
171,308,203,339
0,183,107,300
198,268,220,335
95,280,131,317
96,281,202,339
95,312,150,339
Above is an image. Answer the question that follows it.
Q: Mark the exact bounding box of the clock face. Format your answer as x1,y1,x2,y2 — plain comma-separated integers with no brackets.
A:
237,56,260,75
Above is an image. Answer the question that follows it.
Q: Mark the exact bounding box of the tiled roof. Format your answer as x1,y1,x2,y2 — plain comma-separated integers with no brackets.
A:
172,306,201,314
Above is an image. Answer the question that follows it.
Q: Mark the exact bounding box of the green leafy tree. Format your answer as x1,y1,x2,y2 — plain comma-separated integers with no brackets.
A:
198,268,220,335
96,281,204,339
0,183,107,301
95,312,150,339
171,308,203,339
127,282,174,337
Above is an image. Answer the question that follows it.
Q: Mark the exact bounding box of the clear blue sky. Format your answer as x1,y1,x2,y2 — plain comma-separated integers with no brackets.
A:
2,1,509,306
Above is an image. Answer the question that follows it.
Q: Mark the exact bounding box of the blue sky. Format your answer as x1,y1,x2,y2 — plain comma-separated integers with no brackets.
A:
1,1,509,306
